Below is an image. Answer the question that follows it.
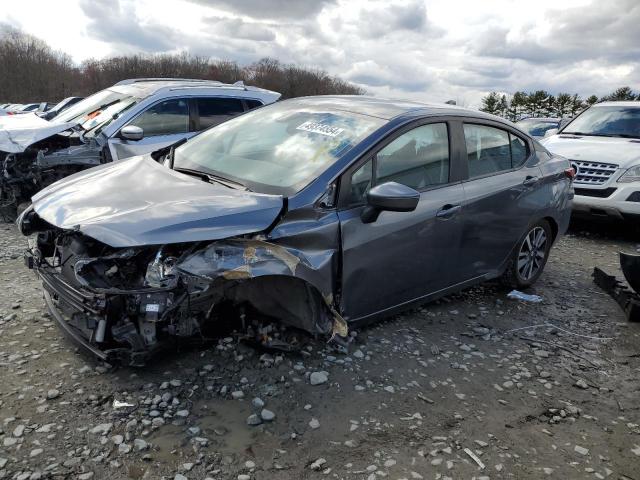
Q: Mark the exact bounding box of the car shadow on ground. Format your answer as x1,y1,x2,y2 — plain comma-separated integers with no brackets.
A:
568,216,639,243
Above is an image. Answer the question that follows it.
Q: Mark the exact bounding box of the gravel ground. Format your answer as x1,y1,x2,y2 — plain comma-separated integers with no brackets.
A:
1,221,639,480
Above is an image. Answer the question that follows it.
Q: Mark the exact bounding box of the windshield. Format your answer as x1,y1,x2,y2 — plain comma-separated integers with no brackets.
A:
562,105,640,138
518,119,559,137
52,88,139,127
173,102,385,195
82,97,138,137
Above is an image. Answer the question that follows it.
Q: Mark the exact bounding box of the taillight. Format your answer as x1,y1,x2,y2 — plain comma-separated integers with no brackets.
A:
564,167,576,179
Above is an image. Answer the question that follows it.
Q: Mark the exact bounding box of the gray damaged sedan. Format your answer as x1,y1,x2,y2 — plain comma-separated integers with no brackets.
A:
18,96,574,365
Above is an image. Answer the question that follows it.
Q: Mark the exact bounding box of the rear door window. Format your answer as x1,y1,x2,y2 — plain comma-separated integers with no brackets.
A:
464,124,530,178
510,134,529,167
245,99,264,110
197,97,245,130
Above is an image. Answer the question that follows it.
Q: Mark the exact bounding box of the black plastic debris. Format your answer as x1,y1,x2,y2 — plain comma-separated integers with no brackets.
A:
593,252,640,322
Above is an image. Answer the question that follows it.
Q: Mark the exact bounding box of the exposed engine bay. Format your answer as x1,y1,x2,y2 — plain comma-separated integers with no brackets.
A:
21,213,348,366
0,133,104,219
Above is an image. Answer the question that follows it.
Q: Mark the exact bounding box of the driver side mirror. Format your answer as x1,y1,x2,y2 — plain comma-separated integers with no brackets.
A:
120,125,144,141
544,128,558,138
361,181,420,224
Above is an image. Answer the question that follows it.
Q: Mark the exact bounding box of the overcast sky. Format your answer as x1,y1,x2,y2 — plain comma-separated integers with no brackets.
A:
1,0,638,106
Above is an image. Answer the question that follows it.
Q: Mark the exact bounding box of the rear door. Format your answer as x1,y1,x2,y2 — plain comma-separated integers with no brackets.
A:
337,120,466,321
454,121,543,282
108,97,196,160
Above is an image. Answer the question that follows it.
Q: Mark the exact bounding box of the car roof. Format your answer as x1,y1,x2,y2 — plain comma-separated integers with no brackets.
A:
279,95,501,122
593,101,640,108
109,78,281,102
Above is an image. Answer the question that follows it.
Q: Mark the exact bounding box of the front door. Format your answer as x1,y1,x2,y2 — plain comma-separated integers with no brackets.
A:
337,121,465,321
108,98,196,160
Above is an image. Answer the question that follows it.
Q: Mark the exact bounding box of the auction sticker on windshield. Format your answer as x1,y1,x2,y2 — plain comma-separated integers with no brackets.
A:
297,121,344,137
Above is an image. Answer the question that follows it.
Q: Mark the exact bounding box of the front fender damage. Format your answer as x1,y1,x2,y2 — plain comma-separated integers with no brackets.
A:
176,238,348,343
1,132,103,218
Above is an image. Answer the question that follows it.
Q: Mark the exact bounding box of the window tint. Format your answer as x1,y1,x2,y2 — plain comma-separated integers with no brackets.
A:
349,160,373,205
376,123,449,190
132,99,188,136
197,97,245,130
245,99,263,110
464,124,512,178
510,133,528,167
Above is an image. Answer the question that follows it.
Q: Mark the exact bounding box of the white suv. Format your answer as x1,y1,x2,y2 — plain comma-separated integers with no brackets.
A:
0,79,281,215
541,101,640,222
48,78,281,162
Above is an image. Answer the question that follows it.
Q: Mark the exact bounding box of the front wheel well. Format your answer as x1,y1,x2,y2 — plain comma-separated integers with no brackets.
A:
206,275,334,336
542,216,559,243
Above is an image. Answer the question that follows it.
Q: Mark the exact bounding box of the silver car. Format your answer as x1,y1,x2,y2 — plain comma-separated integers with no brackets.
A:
0,78,280,215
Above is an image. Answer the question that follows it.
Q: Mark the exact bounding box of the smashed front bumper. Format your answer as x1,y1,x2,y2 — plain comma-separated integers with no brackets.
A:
26,250,178,366
24,236,350,366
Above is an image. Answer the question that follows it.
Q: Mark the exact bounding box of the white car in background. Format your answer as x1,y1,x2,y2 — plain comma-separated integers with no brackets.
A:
541,101,640,222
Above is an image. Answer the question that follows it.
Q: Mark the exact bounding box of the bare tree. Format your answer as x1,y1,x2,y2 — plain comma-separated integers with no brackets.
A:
0,27,364,103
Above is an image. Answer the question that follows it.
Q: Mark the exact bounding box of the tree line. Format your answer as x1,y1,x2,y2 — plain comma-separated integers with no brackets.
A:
0,26,364,104
479,87,639,121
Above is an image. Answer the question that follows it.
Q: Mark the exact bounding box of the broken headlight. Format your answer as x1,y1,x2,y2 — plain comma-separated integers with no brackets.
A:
145,248,178,288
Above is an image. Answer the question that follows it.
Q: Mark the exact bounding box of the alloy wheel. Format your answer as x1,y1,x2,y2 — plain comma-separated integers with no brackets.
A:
517,226,547,281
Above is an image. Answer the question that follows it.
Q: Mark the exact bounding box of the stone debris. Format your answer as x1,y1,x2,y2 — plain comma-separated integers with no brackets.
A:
574,378,589,389
46,389,60,399
0,224,635,479
310,458,327,471
574,445,589,456
464,448,486,469
309,371,328,385
260,409,276,422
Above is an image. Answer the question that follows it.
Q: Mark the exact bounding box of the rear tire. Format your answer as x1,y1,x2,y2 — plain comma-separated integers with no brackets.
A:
502,219,552,289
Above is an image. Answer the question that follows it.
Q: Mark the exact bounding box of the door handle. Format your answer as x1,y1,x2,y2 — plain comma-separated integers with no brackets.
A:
523,176,539,186
436,204,461,218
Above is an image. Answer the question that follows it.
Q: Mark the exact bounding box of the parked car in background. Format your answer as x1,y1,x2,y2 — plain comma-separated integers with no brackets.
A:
0,78,280,217
516,117,561,139
5,103,24,113
19,96,573,365
38,96,84,120
541,101,640,222
14,102,49,114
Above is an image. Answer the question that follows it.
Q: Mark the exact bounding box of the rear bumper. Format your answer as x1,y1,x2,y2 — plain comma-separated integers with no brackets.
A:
573,183,640,219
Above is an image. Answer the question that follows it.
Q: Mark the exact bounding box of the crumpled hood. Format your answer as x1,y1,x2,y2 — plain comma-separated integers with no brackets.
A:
0,113,77,153
30,155,284,247
542,134,640,168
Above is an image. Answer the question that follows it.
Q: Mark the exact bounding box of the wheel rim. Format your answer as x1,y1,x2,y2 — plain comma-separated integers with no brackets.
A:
517,226,547,281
